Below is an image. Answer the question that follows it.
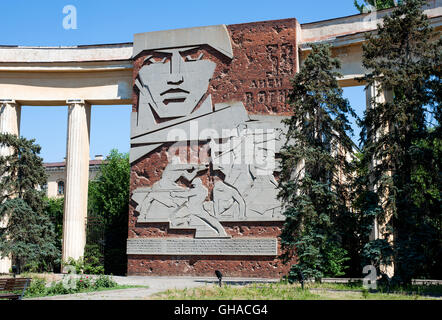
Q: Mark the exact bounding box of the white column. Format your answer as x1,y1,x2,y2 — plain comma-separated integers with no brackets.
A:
366,83,391,241
0,99,21,274
366,84,395,277
62,99,91,267
366,83,381,241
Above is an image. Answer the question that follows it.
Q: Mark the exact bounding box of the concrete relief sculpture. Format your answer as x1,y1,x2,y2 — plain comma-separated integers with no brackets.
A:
130,25,285,238
210,126,284,220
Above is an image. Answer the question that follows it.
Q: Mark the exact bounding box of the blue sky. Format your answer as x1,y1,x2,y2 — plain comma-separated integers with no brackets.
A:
1,0,366,162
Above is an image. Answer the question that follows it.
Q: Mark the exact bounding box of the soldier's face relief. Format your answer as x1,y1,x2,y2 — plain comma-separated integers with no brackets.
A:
138,46,216,118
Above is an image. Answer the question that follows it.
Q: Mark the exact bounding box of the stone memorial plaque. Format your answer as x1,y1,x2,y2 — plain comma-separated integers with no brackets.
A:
127,238,277,256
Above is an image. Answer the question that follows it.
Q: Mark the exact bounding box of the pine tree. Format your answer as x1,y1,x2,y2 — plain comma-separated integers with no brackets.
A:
359,0,441,283
279,44,357,281
0,133,59,272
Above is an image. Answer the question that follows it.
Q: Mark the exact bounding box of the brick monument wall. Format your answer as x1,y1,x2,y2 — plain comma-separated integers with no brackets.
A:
128,18,298,278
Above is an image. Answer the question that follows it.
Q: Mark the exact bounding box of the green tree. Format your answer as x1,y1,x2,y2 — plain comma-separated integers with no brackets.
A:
0,133,59,272
347,152,394,276
279,44,356,281
354,0,398,13
45,197,64,242
88,149,130,275
44,197,64,272
359,0,441,283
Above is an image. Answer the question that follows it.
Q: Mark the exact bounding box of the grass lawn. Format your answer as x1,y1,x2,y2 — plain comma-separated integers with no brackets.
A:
152,282,442,300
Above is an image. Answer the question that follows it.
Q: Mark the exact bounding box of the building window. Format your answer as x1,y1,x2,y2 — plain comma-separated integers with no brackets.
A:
57,181,65,195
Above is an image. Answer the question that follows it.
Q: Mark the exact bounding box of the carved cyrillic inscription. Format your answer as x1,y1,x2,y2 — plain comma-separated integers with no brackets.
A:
280,43,294,75
241,43,294,113
266,43,294,76
245,89,289,107
202,21,297,114
127,238,278,256
250,78,283,89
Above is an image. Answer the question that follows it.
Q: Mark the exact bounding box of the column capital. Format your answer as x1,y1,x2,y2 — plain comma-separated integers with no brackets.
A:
66,99,89,106
0,99,19,106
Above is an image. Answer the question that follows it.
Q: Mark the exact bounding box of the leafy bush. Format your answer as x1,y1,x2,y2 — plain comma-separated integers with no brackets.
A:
322,243,350,277
76,276,93,290
63,257,84,274
25,278,47,297
63,254,104,275
93,275,117,289
83,244,104,274
24,274,120,298
46,280,75,295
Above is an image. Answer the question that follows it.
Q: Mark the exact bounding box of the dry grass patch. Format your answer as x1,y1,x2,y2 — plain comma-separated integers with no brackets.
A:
152,282,441,300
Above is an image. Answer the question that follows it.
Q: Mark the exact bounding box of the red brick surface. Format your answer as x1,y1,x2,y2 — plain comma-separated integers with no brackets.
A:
128,18,298,278
211,19,298,115
128,255,292,278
